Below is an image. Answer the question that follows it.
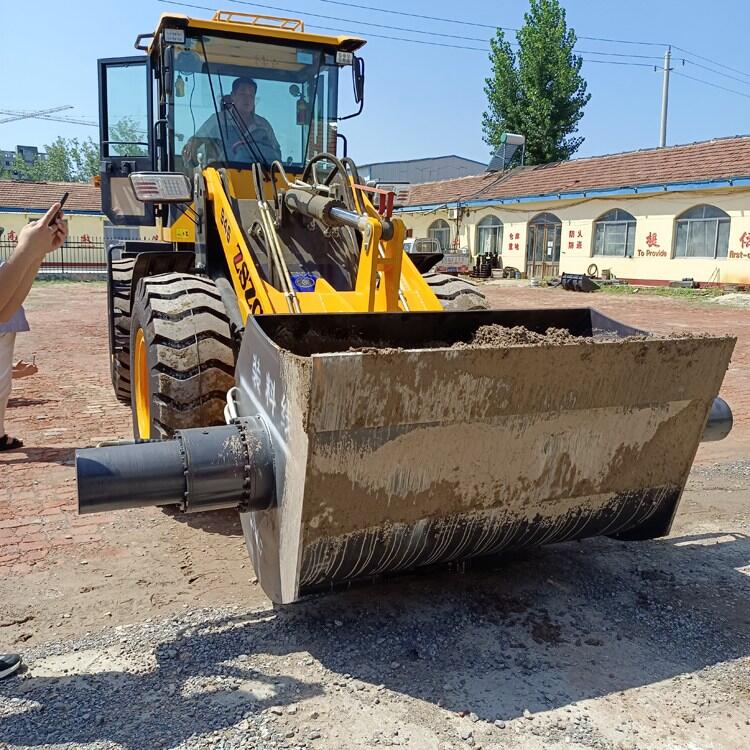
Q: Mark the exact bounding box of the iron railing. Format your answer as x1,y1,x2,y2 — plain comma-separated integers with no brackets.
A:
0,237,108,275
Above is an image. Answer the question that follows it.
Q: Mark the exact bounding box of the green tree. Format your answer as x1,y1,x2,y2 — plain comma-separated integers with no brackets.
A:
69,138,100,180
482,0,590,165
109,117,148,157
40,137,75,181
0,137,100,182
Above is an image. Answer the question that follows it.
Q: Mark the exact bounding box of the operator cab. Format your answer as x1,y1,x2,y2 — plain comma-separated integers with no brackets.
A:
97,10,365,227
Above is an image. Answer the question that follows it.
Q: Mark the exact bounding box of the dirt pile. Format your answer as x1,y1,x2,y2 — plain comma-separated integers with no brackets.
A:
456,324,581,348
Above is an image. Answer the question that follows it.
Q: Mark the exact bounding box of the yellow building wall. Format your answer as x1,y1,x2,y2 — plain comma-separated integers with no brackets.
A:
0,210,163,266
0,211,105,240
400,187,750,285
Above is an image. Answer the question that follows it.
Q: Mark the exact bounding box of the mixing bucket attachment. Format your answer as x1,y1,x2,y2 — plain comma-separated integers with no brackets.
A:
234,308,734,603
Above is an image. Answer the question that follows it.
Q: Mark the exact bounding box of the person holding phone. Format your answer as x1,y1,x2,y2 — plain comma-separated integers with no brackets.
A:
0,201,67,453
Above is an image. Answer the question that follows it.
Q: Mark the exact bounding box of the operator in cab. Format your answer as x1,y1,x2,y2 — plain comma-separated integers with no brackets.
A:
183,77,282,167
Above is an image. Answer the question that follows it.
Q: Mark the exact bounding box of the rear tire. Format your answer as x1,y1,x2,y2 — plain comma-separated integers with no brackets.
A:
109,256,136,404
129,273,236,440
424,271,489,311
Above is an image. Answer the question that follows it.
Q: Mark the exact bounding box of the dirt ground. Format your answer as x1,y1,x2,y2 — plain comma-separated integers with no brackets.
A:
0,280,749,749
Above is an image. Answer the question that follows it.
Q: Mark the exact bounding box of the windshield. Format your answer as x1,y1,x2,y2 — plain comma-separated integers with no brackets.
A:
172,33,339,172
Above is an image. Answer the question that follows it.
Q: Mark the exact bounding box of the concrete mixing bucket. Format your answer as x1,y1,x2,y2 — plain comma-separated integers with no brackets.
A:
234,309,734,603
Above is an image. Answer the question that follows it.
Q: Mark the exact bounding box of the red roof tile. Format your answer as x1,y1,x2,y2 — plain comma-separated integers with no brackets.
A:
403,135,750,208
0,180,101,213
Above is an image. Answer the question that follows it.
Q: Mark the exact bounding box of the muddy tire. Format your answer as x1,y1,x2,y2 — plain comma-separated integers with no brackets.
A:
129,272,236,440
423,271,489,311
109,256,136,404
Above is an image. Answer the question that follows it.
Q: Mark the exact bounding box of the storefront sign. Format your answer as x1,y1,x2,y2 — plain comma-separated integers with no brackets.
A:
636,230,667,257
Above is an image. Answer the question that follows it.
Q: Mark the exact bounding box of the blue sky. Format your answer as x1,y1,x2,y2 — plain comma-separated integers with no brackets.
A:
2,0,750,166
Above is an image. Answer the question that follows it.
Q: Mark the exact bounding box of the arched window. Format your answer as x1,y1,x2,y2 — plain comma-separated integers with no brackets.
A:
675,205,730,259
526,213,562,278
428,219,451,252
475,215,503,255
593,209,636,257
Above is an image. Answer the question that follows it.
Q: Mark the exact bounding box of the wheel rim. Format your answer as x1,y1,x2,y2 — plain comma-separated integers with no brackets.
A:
134,328,151,438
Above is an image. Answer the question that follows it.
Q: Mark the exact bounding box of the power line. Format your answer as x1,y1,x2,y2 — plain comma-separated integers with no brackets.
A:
222,0,665,58
318,0,668,47
680,59,750,87
319,1,750,84
158,0,661,64
671,70,750,100
158,1,750,94
672,45,750,82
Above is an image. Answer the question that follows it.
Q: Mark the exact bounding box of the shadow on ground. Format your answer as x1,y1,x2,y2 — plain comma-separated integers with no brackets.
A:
159,506,244,537
2,531,749,748
0,446,75,466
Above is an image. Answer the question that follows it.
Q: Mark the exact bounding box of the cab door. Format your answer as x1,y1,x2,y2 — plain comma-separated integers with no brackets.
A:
98,56,155,226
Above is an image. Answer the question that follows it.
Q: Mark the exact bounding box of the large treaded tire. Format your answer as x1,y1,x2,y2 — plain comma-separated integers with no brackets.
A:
424,271,490,311
109,256,136,404
129,272,236,440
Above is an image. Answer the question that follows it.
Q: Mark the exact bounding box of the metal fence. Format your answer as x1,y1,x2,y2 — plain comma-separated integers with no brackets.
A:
0,237,108,276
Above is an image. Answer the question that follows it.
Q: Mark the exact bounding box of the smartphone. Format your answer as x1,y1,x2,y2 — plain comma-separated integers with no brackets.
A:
48,191,69,225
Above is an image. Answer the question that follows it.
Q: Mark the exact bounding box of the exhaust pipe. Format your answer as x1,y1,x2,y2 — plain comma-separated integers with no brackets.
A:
76,417,275,515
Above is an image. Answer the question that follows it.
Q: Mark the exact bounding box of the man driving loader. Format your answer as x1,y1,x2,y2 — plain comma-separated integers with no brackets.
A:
182,77,281,167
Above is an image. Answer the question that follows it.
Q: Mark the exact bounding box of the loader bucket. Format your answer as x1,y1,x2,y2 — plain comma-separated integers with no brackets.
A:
235,309,735,603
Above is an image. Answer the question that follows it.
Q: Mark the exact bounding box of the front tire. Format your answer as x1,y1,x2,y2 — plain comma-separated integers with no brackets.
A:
129,273,236,440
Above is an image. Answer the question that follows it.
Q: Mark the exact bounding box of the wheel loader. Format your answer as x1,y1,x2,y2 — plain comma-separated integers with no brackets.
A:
77,9,735,604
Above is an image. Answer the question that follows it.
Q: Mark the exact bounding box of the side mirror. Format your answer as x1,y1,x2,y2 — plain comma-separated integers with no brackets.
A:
353,56,365,104
338,55,365,121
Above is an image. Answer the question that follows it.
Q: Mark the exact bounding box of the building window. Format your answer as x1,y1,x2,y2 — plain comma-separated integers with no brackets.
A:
674,205,730,259
428,219,451,252
593,209,636,257
475,215,503,255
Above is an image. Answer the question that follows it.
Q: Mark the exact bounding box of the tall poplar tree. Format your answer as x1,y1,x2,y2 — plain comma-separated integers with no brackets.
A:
483,0,590,165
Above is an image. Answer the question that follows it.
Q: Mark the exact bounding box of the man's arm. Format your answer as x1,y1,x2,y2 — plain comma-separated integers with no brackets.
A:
0,205,67,323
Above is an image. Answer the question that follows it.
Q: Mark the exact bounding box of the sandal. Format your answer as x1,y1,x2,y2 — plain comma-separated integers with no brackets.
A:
0,435,23,452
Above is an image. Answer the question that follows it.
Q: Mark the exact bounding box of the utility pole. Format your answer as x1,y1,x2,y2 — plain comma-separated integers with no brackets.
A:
659,46,672,148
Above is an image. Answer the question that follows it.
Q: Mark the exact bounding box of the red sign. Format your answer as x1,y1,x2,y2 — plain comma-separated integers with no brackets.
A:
646,232,659,248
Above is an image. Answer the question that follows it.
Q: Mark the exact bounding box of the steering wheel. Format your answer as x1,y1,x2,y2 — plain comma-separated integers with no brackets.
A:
182,137,223,170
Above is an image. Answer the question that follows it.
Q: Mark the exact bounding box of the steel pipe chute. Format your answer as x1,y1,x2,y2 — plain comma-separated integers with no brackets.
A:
76,417,275,515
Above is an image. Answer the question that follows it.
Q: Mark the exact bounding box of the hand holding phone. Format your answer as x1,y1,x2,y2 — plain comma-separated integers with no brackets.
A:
48,191,69,226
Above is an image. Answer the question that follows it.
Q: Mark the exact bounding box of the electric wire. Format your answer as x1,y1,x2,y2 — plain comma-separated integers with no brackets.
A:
319,0,669,47
680,59,750,87
672,45,750,81
158,1,750,95
671,70,750,100
157,1,662,66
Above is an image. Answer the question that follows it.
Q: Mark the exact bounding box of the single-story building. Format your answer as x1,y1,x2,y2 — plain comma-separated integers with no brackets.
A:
398,136,750,286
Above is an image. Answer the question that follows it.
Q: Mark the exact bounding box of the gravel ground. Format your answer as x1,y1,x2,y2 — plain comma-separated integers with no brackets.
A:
1,461,749,750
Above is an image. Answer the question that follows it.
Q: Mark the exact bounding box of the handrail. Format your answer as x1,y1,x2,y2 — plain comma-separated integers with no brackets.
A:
212,10,304,32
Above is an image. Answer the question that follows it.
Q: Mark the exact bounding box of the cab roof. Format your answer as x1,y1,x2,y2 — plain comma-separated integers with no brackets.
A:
150,10,366,53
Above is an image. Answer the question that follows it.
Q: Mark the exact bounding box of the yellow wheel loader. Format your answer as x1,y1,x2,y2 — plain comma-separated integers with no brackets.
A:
78,9,735,604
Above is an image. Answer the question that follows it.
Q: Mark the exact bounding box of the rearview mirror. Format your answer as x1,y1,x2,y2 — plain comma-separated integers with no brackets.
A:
338,55,365,121
353,56,365,104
